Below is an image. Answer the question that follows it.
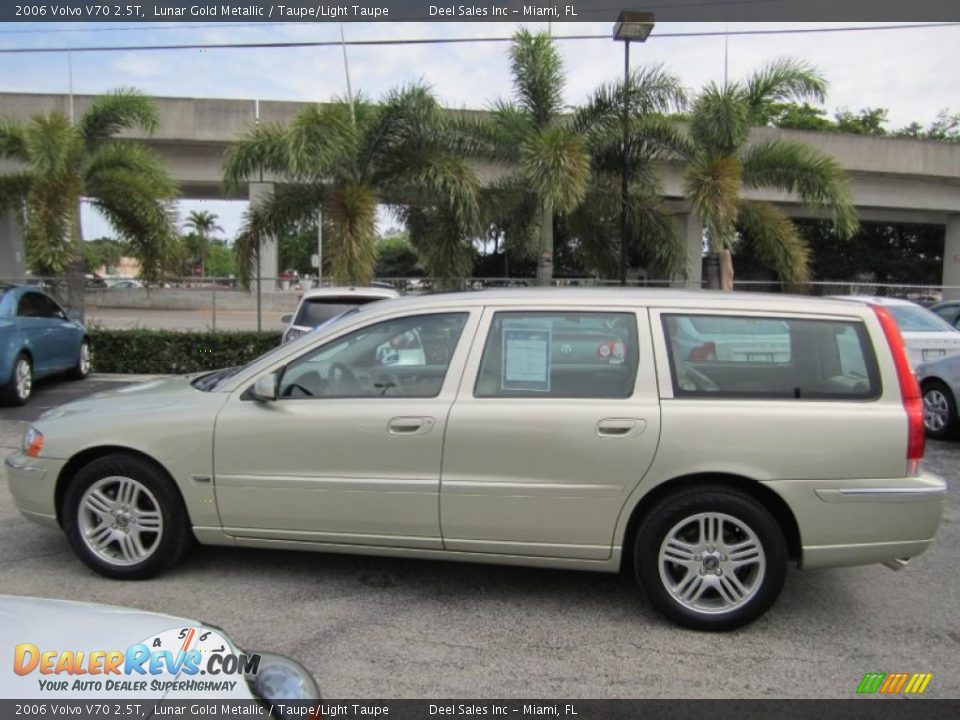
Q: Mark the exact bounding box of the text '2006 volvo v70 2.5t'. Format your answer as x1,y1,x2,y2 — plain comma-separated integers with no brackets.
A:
5,289,947,630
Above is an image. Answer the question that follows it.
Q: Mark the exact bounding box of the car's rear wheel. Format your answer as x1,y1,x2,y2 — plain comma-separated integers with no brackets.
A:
1,353,33,406
67,339,91,380
62,455,191,579
922,380,958,439
634,486,787,631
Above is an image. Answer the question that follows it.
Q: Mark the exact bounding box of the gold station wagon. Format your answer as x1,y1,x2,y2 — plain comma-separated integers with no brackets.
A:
5,289,947,630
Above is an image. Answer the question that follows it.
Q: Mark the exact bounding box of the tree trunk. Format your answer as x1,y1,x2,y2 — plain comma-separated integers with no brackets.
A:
66,202,86,321
536,201,554,287
704,252,721,290
720,248,734,292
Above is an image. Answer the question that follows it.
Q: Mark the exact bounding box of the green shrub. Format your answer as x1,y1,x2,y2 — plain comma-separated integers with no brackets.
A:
88,329,283,374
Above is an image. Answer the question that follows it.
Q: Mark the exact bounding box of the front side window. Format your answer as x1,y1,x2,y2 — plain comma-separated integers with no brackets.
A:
475,311,639,398
278,313,468,399
663,313,880,400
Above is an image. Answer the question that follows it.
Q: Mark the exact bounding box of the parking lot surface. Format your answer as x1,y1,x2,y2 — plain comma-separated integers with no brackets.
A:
1,378,958,698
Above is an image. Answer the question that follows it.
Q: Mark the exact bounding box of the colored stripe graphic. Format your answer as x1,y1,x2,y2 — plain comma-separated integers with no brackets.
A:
858,672,932,694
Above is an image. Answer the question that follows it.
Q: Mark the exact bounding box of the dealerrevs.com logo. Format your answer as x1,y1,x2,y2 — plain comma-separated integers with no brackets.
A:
857,672,934,695
13,627,260,694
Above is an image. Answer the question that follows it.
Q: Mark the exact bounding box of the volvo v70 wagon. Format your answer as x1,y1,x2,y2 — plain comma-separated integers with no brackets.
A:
6,290,947,630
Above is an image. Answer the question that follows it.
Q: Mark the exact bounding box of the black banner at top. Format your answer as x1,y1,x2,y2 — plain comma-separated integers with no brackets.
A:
1,0,959,23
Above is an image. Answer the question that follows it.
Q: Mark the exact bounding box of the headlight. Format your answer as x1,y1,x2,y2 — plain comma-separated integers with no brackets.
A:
22,427,43,457
247,651,320,706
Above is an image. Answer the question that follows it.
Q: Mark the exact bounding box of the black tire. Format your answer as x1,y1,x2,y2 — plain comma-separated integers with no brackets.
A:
62,454,191,579
67,338,91,380
921,380,958,440
1,353,33,406
634,486,787,631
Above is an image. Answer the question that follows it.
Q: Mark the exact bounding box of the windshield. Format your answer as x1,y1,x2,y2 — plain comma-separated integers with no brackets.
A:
888,305,957,333
293,296,386,327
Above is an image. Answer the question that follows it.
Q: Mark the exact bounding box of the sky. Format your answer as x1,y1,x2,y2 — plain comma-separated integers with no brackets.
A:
1,20,958,244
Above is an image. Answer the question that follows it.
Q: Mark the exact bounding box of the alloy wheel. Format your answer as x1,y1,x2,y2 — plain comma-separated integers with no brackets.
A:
15,358,31,401
923,389,949,433
78,476,164,566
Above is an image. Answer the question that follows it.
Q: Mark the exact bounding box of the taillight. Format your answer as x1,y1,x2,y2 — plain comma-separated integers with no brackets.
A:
871,305,924,475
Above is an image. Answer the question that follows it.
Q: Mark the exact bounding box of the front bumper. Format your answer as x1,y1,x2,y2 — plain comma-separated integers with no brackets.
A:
765,472,948,570
4,452,65,529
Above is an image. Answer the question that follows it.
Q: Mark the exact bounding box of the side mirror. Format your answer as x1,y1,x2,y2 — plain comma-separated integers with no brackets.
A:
252,372,279,401
66,308,82,322
281,314,293,324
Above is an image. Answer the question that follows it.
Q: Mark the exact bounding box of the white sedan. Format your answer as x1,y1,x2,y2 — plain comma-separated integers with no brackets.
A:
834,296,960,367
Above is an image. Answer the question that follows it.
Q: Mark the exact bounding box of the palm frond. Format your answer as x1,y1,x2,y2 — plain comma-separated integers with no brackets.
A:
0,120,29,162
324,180,379,285
576,65,687,134
22,112,85,178
683,151,743,252
0,172,31,215
737,200,810,284
80,88,159,146
403,206,476,287
84,142,178,199
740,139,858,237
288,101,359,180
509,29,565,128
520,126,590,215
222,122,291,193
745,58,826,121
689,82,750,155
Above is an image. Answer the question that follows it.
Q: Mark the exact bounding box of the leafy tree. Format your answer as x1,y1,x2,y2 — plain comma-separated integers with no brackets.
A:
223,85,479,287
82,237,126,274
462,30,590,285
766,102,834,132
680,59,858,289
0,88,177,315
183,209,224,277
834,107,889,136
204,242,236,278
895,109,960,142
375,231,423,277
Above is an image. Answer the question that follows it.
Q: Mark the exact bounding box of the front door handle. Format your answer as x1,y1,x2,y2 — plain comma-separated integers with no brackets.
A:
596,418,646,438
387,416,435,436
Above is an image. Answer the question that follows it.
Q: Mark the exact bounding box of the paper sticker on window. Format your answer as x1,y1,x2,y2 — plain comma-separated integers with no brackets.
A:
502,328,551,391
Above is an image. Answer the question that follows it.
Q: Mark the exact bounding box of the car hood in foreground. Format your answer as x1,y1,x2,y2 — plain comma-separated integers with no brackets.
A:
39,375,198,420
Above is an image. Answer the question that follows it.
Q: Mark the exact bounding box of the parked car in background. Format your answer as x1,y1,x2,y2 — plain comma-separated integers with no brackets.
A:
106,278,144,289
281,286,399,343
0,595,319,702
7,289,946,631
930,299,960,330
0,285,89,405
833,296,960,367
916,353,960,439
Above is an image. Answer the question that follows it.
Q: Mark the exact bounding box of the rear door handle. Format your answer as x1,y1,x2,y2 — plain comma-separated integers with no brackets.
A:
388,416,435,436
596,418,646,438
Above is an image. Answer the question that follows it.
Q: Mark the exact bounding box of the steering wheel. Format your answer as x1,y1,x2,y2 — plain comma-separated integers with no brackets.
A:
329,361,362,395
373,371,405,397
685,364,720,392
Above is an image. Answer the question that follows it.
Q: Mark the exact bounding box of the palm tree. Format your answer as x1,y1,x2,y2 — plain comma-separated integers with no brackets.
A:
184,209,224,277
681,59,858,289
569,66,689,279
463,29,590,286
223,84,479,287
0,88,178,315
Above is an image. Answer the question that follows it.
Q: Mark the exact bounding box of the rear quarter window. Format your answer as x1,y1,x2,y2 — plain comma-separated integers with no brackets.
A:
662,313,881,400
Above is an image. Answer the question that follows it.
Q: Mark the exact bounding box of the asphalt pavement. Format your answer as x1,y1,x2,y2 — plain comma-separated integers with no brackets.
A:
1,377,958,698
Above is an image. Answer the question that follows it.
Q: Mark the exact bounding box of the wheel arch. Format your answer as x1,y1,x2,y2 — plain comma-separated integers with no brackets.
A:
55,446,189,527
620,473,802,571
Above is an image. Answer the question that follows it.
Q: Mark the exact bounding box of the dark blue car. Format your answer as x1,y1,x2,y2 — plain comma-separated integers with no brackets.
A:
0,285,90,406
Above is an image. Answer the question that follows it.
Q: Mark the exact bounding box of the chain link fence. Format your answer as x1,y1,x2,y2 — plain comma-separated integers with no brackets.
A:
3,275,957,332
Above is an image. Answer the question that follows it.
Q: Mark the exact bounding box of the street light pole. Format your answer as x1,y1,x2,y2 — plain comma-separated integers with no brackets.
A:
613,11,655,288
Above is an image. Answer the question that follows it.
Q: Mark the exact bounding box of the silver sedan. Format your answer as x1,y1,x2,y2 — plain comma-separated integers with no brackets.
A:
917,354,960,439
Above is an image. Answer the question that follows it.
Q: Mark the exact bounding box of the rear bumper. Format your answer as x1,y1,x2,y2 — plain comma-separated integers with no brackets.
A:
4,452,64,529
763,473,947,570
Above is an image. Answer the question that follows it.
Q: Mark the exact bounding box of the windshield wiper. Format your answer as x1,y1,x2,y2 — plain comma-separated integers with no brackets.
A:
192,366,239,392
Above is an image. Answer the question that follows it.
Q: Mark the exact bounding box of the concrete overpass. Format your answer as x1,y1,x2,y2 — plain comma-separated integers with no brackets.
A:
2,92,959,295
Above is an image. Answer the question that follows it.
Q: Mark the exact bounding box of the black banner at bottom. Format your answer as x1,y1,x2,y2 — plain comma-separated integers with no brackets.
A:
3,700,960,720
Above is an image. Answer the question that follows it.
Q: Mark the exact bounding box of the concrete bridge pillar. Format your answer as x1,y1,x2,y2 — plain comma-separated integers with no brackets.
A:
0,210,26,280
248,182,279,291
943,215,960,301
673,212,703,288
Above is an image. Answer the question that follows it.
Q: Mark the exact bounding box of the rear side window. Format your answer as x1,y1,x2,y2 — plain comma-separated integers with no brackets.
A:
662,314,880,400
475,311,639,398
294,296,385,327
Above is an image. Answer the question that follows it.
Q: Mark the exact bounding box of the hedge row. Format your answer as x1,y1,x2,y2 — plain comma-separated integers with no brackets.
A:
89,329,283,374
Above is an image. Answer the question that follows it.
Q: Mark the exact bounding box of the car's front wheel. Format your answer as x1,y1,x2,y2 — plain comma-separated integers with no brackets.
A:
1,353,33,406
922,380,958,439
634,486,787,631
62,454,191,579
